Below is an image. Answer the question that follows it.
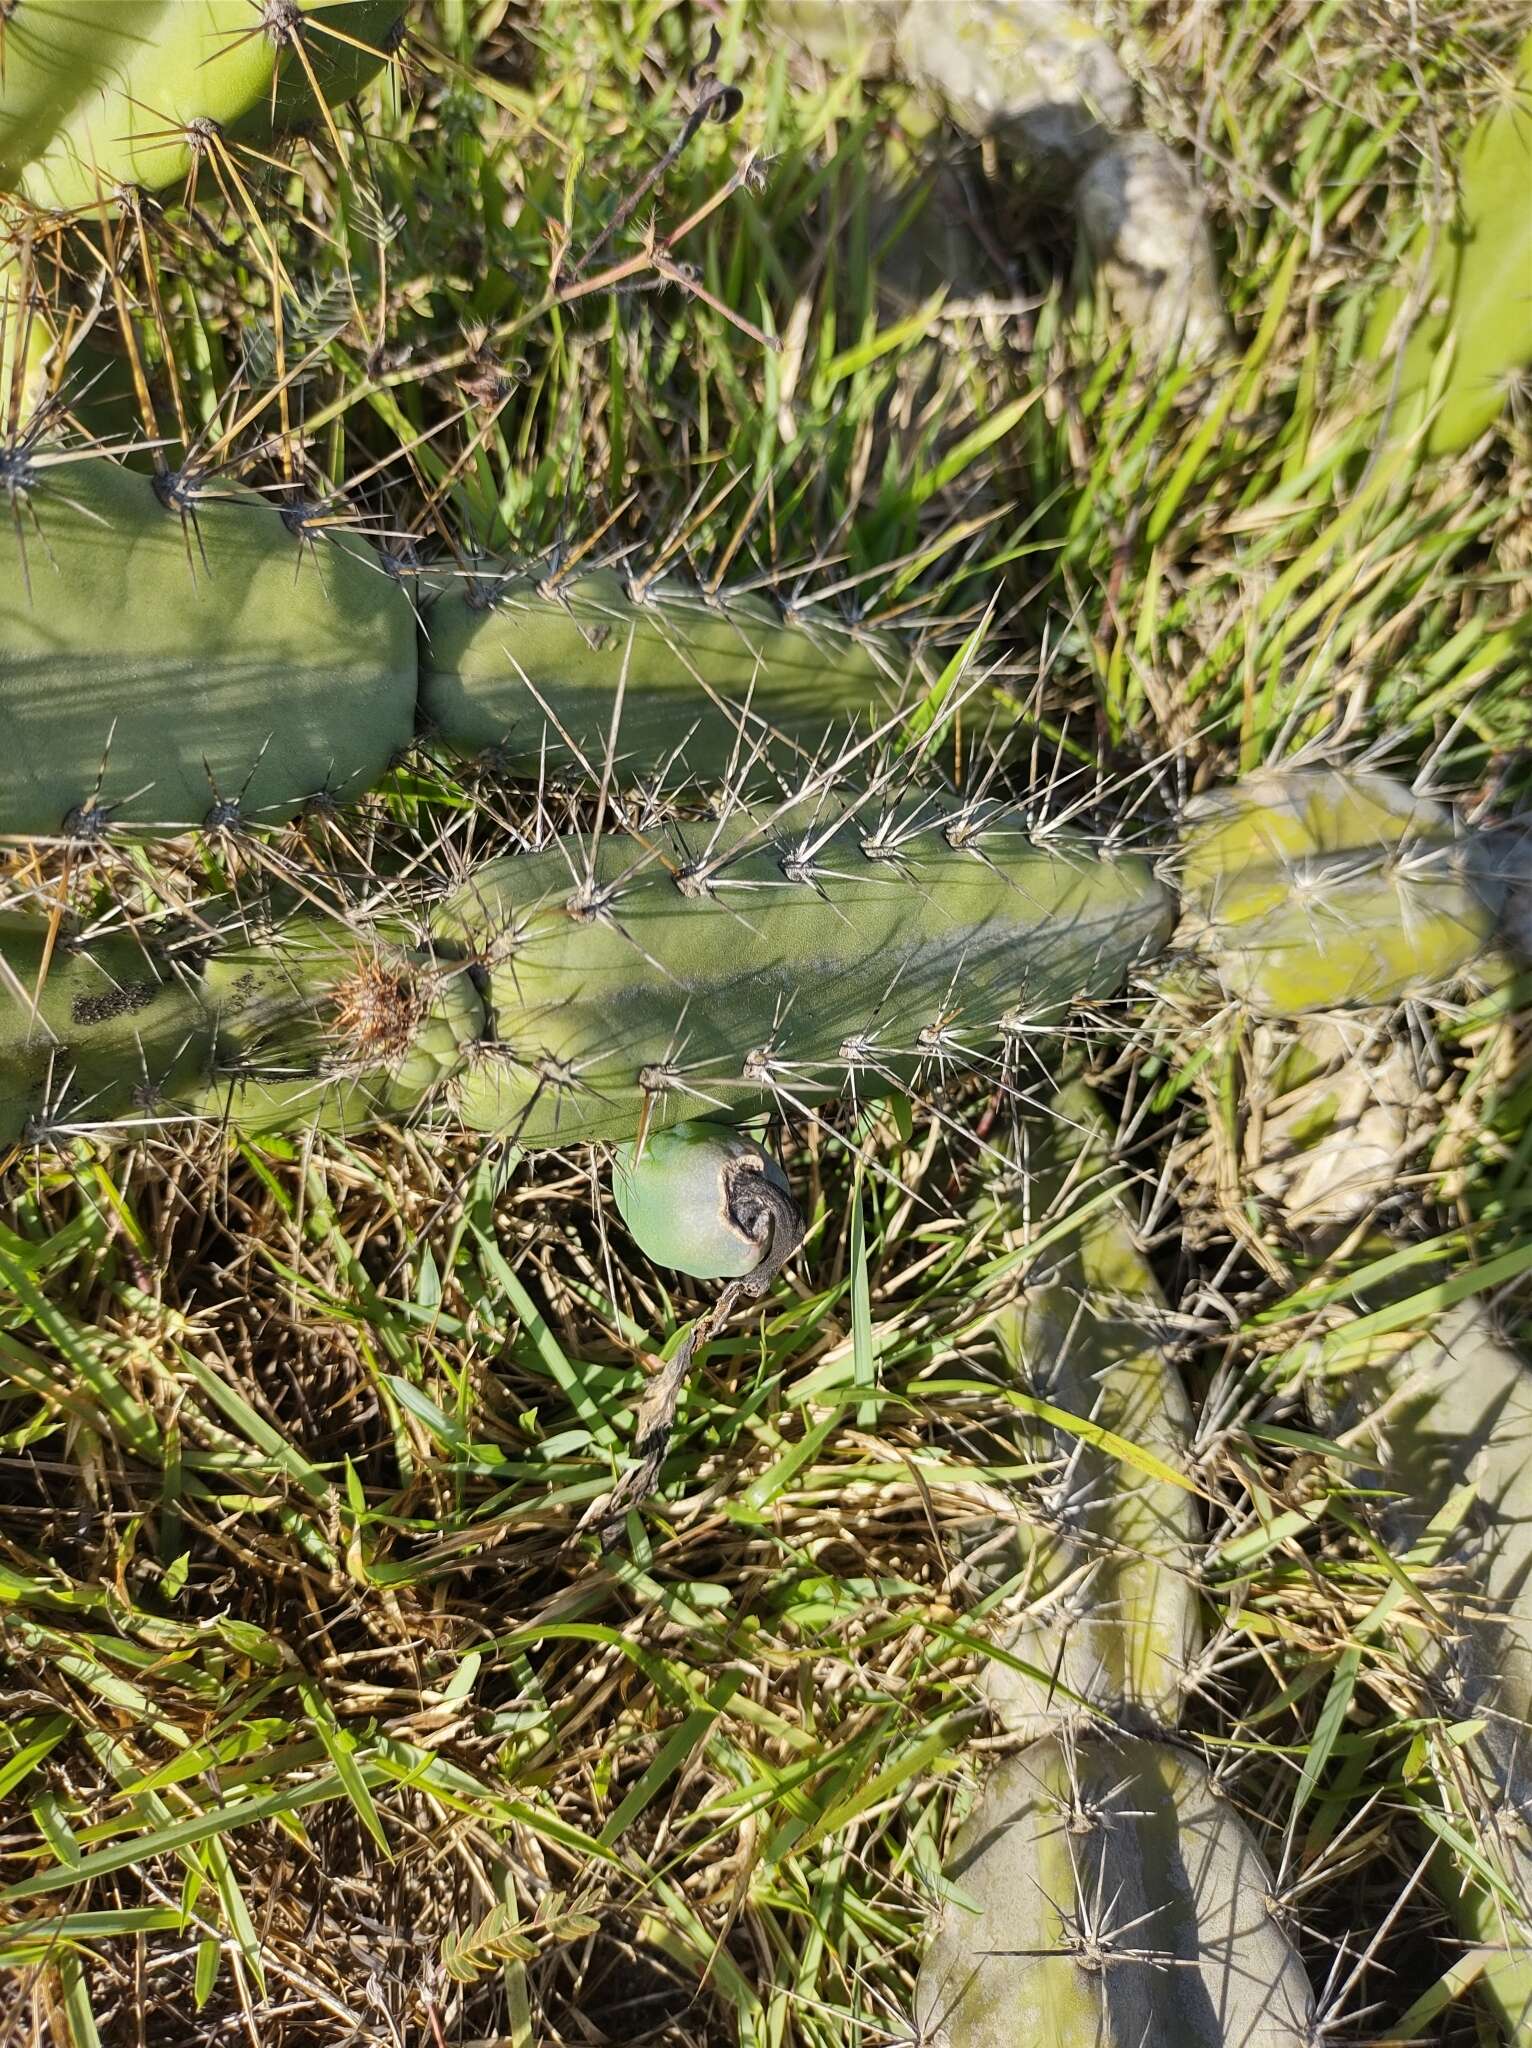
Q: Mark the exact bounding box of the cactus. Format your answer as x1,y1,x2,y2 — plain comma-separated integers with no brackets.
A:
1306,1301,1532,2043
981,1080,1202,1741
1364,27,1532,456
0,456,417,839
1217,1017,1532,2042
0,909,485,1145
1,799,1173,1145
418,565,916,791
1175,768,1502,1014
0,455,943,837
915,1732,1316,2046
0,0,397,213
774,0,1228,359
0,917,211,1144
431,797,1176,1147
611,1120,801,1282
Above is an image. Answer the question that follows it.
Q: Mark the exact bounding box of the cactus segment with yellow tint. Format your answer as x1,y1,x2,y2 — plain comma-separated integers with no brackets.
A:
982,1080,1201,1740
418,567,914,790
430,799,1176,1147
1364,28,1532,456
611,1121,800,1282
0,456,418,840
915,1733,1317,2047
1176,768,1500,1014
0,0,397,214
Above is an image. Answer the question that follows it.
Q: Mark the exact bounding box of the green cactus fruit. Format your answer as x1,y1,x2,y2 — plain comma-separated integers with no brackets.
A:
0,456,417,838
611,1120,802,1281
1364,28,1532,456
417,567,914,790
915,1733,1316,2046
983,1080,1201,1739
0,918,211,1144
1308,1300,1532,2042
0,0,397,214
186,916,486,1135
1176,768,1500,1014
432,798,1176,1148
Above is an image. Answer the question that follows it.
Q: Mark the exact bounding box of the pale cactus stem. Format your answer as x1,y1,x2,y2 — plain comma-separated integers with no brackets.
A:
981,1079,1202,1742
1307,1301,1532,2043
915,1732,1317,2047
771,0,1228,360
1227,1011,1532,2043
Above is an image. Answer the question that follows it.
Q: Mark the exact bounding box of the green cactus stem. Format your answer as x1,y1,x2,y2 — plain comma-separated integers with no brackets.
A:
0,909,486,1144
0,453,943,837
0,0,396,214
418,566,916,790
0,917,210,1144
431,797,1176,1147
1176,768,1501,1014
915,1732,1317,2046
980,1079,1202,1740
0,456,418,839
1364,28,1532,456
